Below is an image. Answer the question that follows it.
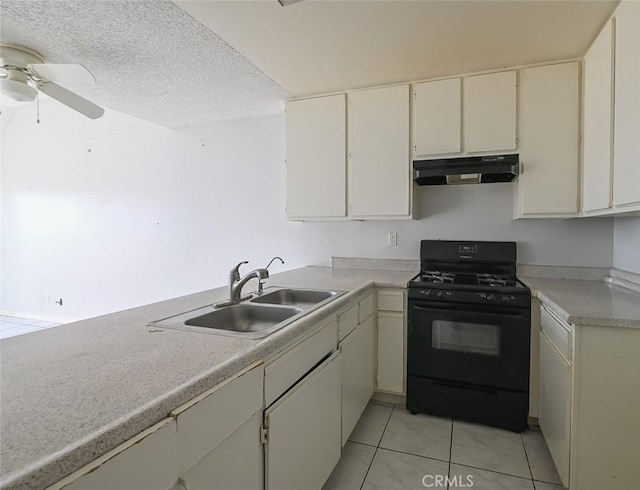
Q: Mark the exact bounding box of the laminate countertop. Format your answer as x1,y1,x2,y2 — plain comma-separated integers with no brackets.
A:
0,266,413,490
3,265,638,489
521,276,640,328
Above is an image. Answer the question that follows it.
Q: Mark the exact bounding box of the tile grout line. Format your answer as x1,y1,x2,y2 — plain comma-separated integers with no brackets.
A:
451,460,537,482
372,445,452,466
447,419,455,490
358,402,395,490
520,431,537,489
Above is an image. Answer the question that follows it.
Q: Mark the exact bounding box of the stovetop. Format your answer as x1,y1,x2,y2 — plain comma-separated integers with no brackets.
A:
409,240,530,297
412,271,524,289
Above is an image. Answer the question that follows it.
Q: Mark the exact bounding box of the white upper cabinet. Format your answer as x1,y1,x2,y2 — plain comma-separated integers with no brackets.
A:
583,20,614,214
349,85,411,218
285,95,346,219
413,78,461,157
516,62,580,218
463,71,517,153
613,1,640,210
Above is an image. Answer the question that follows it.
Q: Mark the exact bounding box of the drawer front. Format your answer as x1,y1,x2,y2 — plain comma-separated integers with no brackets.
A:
171,362,264,474
338,303,358,341
358,292,374,323
377,289,405,312
265,318,337,407
540,305,572,361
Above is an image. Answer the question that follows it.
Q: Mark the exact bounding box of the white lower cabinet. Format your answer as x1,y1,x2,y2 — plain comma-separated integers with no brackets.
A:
538,303,640,490
172,362,265,490
264,350,343,490
377,312,404,393
47,418,179,490
340,315,375,446
539,327,571,486
178,412,263,490
376,288,406,395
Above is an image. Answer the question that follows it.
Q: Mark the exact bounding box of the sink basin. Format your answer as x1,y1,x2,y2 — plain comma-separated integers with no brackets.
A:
147,287,345,338
251,288,338,307
185,304,301,333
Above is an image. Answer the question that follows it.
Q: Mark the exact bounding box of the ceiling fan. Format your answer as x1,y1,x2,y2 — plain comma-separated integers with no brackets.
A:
0,43,104,119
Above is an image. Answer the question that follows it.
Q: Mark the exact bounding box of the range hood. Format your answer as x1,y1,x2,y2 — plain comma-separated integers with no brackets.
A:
413,154,519,185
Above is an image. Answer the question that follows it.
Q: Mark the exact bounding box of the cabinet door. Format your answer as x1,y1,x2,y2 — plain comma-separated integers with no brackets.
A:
340,316,375,446
613,1,640,208
377,312,404,394
286,95,346,219
349,85,411,218
463,71,517,153
519,62,580,216
265,351,342,490
413,78,461,156
539,332,571,487
171,362,263,475
583,20,614,213
180,412,263,490
48,419,178,490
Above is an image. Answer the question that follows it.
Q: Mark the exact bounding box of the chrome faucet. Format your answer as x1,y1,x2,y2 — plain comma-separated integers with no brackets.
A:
218,257,285,307
256,256,285,295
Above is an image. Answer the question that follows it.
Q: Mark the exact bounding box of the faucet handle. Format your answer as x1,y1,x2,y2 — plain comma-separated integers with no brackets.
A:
230,261,249,281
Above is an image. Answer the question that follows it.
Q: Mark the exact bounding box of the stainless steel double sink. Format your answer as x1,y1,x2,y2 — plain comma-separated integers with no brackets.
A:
147,287,345,339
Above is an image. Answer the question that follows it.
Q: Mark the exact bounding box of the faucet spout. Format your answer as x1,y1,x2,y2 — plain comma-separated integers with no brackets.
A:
266,256,285,269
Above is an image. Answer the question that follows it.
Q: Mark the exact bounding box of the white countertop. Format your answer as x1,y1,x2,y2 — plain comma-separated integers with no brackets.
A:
521,276,640,328
0,266,413,490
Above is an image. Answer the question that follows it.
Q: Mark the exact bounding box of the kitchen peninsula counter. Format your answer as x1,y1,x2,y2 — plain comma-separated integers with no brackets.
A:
0,266,413,490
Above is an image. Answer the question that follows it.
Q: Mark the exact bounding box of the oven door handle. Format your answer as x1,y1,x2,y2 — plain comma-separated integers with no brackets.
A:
410,302,526,318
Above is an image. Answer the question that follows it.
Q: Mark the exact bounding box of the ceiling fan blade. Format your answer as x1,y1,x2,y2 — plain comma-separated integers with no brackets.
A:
36,80,104,119
28,63,96,85
277,0,305,6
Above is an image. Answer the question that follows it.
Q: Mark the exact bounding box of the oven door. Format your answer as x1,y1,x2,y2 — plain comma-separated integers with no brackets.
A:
407,300,530,391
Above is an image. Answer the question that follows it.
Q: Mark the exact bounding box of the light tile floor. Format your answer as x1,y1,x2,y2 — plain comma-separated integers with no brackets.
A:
0,315,62,339
325,401,566,490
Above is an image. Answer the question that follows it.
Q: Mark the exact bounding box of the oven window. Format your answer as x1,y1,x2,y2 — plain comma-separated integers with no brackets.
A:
432,320,500,356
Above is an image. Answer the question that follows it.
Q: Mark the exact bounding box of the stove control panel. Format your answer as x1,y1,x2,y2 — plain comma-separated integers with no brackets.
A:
478,293,518,303
409,287,530,308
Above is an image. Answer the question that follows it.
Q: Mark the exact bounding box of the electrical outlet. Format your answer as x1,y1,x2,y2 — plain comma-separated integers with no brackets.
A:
388,232,398,246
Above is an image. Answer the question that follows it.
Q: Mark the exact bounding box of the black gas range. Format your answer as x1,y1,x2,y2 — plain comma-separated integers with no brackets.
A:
406,240,531,432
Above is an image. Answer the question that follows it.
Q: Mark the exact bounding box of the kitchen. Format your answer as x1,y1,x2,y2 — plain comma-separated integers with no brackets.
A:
1,1,639,489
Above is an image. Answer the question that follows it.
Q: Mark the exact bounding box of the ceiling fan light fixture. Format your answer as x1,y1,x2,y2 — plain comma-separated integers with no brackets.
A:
0,78,38,103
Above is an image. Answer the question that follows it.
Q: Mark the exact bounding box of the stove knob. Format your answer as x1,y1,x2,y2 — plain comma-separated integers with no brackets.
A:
486,294,495,301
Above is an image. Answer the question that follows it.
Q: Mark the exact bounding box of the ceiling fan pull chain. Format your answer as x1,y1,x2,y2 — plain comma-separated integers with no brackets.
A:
36,91,40,123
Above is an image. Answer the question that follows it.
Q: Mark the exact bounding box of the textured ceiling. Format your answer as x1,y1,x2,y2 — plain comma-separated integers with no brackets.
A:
0,0,289,127
0,1,619,128
176,0,619,97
